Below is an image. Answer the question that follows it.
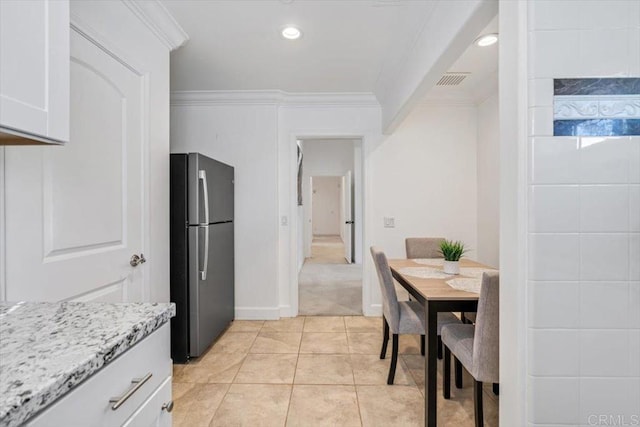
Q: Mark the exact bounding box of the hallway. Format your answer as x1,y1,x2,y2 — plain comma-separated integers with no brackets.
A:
298,236,362,315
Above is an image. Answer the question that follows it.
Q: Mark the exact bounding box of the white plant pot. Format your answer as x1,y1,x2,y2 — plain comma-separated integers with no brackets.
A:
443,260,460,275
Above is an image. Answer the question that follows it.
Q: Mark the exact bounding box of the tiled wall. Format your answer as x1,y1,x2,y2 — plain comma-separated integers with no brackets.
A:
526,1,640,425
553,78,640,136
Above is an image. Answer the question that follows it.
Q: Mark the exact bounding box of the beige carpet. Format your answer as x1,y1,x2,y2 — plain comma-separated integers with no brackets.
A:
304,235,348,264
299,236,362,315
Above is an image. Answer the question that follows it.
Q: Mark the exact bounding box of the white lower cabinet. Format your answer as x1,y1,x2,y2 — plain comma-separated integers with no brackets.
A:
27,324,173,427
122,377,172,427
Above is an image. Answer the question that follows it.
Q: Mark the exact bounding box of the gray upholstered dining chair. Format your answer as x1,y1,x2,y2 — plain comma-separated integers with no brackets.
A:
370,246,460,385
441,271,499,427
405,237,446,259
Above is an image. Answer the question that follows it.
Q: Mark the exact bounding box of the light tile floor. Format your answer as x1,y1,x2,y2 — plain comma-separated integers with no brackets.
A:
172,316,499,427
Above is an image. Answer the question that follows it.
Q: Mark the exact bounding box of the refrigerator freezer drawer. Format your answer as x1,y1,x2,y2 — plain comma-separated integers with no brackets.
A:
188,222,234,357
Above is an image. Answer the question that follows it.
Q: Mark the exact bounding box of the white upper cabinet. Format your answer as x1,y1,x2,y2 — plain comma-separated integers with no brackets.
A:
0,0,69,144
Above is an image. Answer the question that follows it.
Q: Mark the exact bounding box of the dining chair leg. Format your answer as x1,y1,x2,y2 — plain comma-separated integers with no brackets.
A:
387,334,399,385
421,335,425,356
454,357,463,389
493,383,499,396
380,317,389,360
443,345,451,399
461,312,467,323
473,380,484,427
437,335,443,359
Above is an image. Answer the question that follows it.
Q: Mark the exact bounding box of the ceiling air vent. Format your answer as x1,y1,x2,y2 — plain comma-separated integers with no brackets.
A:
436,73,470,86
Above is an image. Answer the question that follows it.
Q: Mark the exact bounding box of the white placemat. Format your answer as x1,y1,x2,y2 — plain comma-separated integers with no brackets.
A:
445,278,482,293
413,258,444,267
459,267,498,279
398,267,451,280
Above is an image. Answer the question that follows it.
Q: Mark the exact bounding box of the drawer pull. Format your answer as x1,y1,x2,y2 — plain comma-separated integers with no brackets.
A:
162,401,174,412
109,373,153,410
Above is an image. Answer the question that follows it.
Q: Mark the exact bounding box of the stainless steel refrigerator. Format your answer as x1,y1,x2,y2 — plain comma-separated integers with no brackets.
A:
170,153,234,363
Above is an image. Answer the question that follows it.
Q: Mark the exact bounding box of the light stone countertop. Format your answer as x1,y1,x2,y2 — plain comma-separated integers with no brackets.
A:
0,301,175,427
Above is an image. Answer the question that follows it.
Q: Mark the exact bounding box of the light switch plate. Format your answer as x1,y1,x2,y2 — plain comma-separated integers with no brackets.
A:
384,217,395,228
281,216,288,226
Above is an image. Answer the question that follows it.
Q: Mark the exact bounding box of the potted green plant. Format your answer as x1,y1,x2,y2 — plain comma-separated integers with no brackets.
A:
439,240,467,275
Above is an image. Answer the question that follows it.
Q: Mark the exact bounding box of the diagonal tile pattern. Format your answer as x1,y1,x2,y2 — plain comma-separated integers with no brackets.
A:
172,316,499,427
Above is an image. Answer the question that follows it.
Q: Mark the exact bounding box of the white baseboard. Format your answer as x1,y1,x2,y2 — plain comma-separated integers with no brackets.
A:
363,303,382,317
234,306,281,320
279,305,297,318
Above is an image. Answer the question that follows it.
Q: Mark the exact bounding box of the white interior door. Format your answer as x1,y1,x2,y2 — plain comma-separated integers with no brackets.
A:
340,177,346,242
3,29,146,302
343,170,353,263
304,176,313,258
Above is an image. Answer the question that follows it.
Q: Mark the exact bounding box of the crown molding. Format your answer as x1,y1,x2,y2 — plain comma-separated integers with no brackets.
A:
171,90,380,108
121,0,189,51
171,90,285,106
282,92,379,107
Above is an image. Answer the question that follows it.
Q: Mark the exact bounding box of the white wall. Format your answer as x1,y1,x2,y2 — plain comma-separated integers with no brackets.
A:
170,103,280,319
501,1,640,425
476,92,500,267
369,102,479,260
172,93,498,320
311,176,341,235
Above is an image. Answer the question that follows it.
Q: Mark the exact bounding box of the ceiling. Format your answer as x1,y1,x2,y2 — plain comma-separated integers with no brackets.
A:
163,0,497,102
423,16,498,104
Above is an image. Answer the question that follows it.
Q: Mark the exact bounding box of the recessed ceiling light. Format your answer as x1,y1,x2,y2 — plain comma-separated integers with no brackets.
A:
475,33,498,47
281,26,302,40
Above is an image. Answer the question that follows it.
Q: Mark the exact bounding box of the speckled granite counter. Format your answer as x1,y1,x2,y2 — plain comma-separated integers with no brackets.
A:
0,302,175,427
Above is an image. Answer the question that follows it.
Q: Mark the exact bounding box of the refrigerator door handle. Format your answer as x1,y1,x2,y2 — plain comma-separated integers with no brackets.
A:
200,224,209,281
198,170,210,225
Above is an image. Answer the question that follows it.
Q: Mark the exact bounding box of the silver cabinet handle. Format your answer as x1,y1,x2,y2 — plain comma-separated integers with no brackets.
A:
130,254,146,267
162,401,174,412
109,372,152,410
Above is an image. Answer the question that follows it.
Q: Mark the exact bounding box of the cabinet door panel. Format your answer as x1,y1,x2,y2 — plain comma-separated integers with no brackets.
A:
4,27,144,302
0,0,69,141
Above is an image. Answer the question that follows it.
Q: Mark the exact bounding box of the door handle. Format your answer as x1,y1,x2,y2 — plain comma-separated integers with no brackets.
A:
345,221,354,224
130,254,146,267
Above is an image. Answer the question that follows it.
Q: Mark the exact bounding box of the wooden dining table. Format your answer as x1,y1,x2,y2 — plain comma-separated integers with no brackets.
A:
387,258,496,427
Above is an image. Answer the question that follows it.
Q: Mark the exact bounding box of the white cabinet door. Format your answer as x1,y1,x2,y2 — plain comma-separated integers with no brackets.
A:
122,377,172,427
0,0,69,142
342,170,353,263
4,27,146,302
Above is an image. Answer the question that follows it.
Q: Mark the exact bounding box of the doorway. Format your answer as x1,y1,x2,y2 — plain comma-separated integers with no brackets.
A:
297,139,362,315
